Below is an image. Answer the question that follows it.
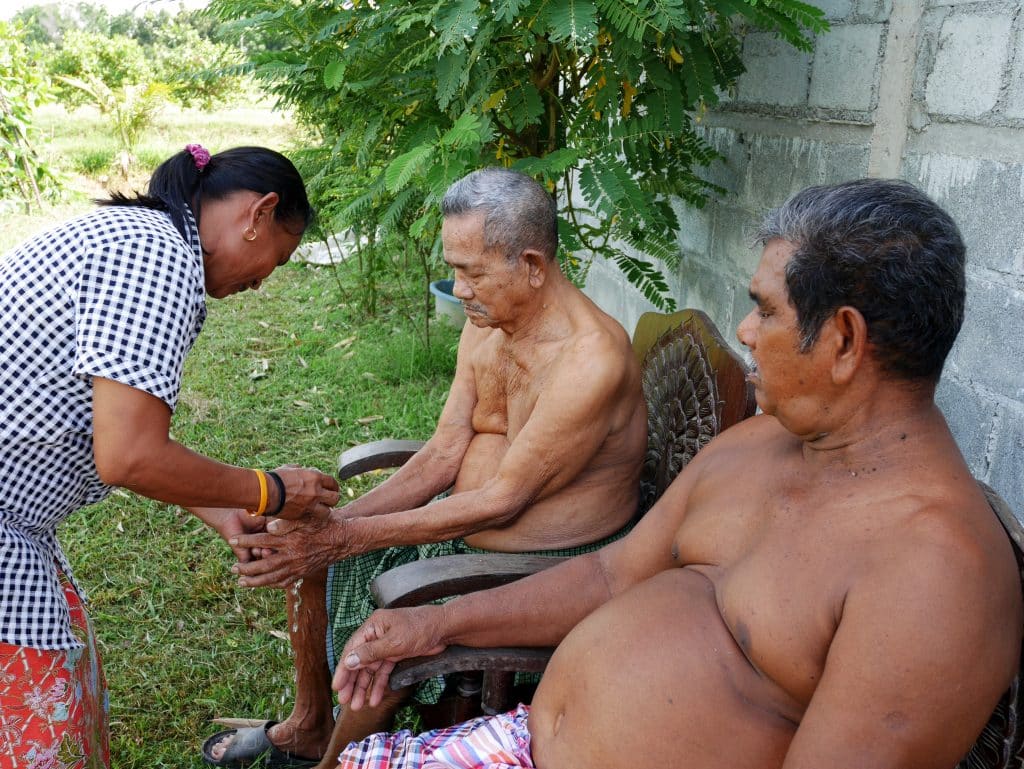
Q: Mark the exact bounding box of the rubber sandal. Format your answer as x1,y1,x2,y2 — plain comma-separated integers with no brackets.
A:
201,721,319,769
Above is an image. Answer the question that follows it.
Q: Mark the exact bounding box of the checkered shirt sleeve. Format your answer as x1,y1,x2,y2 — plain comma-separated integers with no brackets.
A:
0,204,206,649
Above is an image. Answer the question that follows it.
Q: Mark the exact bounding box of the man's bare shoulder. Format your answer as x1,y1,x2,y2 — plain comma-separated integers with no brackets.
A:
687,413,797,468
871,481,1016,585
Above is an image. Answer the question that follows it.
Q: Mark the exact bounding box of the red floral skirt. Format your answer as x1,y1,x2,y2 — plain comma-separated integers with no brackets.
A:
0,576,109,769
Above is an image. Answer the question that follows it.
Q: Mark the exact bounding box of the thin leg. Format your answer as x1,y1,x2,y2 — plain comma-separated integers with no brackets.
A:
313,686,411,769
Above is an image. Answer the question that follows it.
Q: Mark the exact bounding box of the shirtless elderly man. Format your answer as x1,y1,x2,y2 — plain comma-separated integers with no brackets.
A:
330,178,1023,769
204,167,646,767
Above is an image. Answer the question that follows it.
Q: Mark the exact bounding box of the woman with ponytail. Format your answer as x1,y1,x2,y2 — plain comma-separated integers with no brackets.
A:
0,145,341,768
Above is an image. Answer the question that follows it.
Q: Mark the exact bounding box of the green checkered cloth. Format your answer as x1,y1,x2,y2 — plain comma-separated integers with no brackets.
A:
325,523,633,704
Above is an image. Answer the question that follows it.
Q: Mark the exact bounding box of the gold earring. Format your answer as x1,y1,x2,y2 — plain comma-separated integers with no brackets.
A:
243,226,257,242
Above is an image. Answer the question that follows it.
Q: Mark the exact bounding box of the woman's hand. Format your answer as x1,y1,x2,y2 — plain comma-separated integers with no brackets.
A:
272,465,341,520
187,507,268,563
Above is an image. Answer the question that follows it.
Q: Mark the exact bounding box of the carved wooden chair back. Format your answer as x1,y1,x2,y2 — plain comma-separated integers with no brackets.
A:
631,309,756,516
958,481,1024,769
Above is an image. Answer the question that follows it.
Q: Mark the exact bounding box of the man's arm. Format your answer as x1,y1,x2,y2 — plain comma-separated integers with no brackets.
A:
339,332,634,546
333,323,482,519
782,519,1020,769
231,331,638,586
333,455,701,708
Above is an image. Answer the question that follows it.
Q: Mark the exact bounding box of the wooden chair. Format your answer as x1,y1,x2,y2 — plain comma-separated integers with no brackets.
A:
336,309,756,718
957,481,1024,769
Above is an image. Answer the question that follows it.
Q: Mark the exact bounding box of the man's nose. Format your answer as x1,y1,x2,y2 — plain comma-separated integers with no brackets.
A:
736,309,755,348
452,278,473,300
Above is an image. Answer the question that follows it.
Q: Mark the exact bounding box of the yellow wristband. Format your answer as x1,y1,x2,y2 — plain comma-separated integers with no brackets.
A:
250,469,269,516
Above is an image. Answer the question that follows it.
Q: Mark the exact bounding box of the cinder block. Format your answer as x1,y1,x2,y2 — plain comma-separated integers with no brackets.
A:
676,254,737,322
988,404,1024,521
741,134,870,211
903,153,1024,275
1003,26,1024,119
698,125,748,195
809,24,885,111
855,0,893,22
583,257,653,332
946,276,1024,402
735,33,812,107
815,0,855,20
711,203,762,276
925,14,1012,117
672,198,713,258
935,375,999,477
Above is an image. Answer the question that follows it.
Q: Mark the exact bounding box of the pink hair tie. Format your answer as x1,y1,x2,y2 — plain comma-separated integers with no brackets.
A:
185,143,211,171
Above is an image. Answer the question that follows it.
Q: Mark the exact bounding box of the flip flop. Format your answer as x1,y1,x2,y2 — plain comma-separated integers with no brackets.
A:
201,721,319,769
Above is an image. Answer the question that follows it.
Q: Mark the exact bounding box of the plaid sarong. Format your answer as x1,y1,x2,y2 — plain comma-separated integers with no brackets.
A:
336,704,533,769
325,524,632,704
0,574,109,769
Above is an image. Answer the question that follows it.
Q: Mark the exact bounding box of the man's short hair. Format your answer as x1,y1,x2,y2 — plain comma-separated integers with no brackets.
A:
758,178,966,383
441,167,558,262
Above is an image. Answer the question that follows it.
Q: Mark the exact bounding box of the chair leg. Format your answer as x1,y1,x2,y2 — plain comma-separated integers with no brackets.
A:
481,672,514,715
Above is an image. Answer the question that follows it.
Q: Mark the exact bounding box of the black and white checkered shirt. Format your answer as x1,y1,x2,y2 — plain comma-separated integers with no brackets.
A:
0,204,207,649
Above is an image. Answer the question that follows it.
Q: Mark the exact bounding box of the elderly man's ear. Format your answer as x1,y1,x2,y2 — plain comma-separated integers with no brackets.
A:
828,306,869,386
521,248,550,289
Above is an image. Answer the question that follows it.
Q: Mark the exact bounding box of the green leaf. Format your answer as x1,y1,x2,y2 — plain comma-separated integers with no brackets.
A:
324,59,347,90
435,53,465,111
435,0,480,55
440,112,483,149
595,0,651,42
503,82,544,132
410,211,437,239
542,0,598,50
493,0,533,24
608,251,676,311
384,144,435,193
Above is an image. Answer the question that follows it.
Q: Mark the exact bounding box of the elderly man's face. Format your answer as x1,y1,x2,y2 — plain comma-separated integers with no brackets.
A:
441,212,526,328
736,240,835,436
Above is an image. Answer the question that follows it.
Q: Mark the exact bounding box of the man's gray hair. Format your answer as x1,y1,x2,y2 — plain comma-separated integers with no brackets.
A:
441,167,558,261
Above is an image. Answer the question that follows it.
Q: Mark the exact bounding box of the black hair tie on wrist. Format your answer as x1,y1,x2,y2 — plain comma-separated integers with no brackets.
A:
266,471,286,517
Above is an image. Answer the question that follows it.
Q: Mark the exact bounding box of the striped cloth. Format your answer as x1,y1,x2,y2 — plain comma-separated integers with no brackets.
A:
325,523,633,704
336,704,533,769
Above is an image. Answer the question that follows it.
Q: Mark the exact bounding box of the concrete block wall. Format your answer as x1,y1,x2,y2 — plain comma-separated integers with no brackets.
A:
583,0,1024,516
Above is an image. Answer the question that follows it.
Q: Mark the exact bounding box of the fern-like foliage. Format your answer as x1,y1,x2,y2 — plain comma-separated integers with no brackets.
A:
207,0,827,311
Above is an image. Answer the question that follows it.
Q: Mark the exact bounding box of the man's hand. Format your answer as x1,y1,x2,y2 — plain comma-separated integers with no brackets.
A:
333,606,448,710
229,514,352,587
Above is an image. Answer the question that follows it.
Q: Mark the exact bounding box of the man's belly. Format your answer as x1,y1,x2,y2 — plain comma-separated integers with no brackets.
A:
528,569,800,769
454,433,638,552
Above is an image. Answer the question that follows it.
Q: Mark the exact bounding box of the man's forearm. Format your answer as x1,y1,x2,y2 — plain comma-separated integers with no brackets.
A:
344,485,521,553
338,442,464,519
437,550,612,649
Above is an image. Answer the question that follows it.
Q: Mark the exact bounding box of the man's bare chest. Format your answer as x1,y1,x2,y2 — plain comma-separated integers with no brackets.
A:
470,346,553,435
673,495,865,709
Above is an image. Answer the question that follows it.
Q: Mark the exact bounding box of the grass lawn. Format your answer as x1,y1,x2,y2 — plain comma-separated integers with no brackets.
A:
6,102,461,767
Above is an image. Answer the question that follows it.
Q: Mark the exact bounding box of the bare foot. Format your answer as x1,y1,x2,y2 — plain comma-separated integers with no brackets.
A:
207,718,333,763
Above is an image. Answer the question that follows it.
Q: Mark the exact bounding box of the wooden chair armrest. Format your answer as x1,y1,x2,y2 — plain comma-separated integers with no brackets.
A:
337,439,426,479
371,554,568,608
390,645,554,690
